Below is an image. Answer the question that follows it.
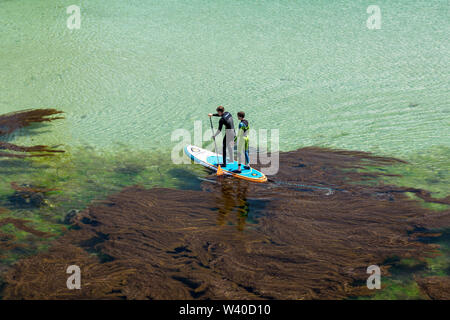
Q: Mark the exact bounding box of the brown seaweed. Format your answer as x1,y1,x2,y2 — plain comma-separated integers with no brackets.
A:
1,148,449,300
8,182,57,208
0,109,64,135
10,182,57,194
0,233,18,251
0,109,64,158
0,217,53,259
0,218,53,238
416,276,450,299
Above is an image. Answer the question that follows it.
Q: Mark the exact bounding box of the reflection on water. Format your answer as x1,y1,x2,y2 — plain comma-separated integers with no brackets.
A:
204,177,270,232
215,178,249,231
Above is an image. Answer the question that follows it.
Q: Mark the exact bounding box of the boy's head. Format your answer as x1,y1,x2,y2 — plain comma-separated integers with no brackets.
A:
216,105,224,115
237,111,245,120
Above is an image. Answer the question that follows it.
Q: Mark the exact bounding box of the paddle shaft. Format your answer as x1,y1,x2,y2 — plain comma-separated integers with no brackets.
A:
209,117,220,165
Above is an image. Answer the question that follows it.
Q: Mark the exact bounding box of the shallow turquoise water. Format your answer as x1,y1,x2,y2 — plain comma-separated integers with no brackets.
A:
1,0,449,160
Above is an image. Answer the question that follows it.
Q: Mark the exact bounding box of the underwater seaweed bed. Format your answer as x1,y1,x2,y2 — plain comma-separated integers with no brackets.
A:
0,109,203,269
1,146,450,299
0,109,449,300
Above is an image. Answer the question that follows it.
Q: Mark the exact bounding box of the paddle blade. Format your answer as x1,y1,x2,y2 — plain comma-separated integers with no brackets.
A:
216,165,224,176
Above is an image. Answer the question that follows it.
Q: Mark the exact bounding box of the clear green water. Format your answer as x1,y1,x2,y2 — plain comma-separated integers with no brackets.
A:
1,0,448,160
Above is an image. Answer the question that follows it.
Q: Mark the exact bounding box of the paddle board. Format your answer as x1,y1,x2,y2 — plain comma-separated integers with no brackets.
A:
184,145,267,183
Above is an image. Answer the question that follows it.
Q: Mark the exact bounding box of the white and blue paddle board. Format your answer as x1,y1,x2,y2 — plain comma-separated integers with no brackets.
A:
184,145,267,183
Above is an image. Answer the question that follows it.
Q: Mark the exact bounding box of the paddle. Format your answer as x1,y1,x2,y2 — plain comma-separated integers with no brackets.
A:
209,116,224,176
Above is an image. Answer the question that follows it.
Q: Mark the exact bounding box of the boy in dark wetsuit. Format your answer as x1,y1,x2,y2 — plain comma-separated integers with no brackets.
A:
234,111,250,173
208,106,235,167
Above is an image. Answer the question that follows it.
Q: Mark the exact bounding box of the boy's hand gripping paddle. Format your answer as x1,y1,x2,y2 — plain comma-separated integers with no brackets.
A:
209,116,224,176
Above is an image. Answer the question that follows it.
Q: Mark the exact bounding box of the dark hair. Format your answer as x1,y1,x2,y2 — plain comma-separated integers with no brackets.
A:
216,106,224,113
237,111,245,118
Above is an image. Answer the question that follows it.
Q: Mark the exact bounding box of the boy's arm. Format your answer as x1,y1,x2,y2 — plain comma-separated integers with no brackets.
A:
216,119,224,133
212,119,224,138
238,122,246,134
208,114,222,137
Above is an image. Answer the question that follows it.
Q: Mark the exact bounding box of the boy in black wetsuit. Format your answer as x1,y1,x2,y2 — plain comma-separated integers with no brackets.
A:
208,106,235,167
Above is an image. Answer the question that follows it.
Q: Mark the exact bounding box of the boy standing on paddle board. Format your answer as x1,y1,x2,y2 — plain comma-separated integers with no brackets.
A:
208,106,235,167
234,111,251,173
